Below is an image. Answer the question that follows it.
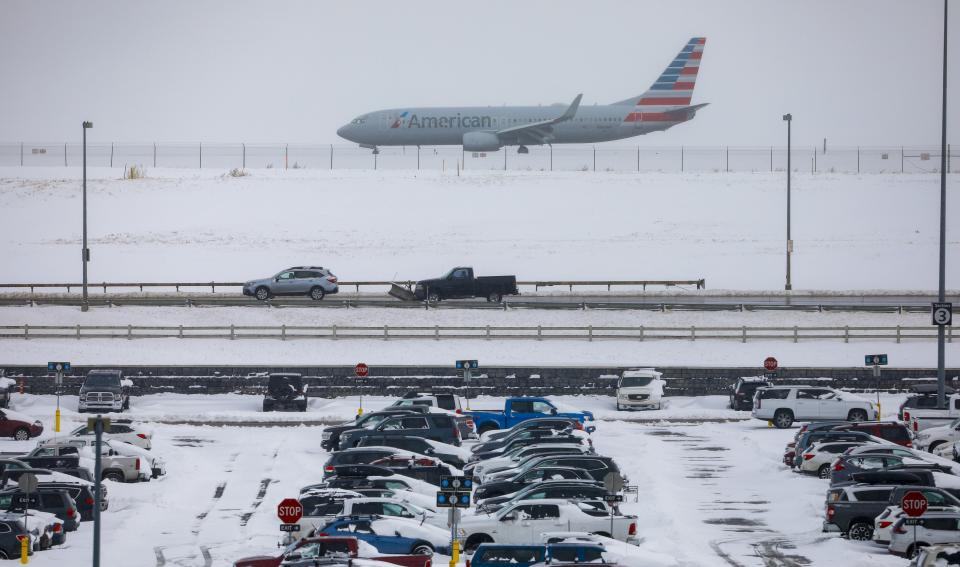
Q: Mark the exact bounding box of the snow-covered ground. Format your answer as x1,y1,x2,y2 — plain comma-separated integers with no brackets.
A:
1,167,957,291
2,303,955,366
0,391,921,567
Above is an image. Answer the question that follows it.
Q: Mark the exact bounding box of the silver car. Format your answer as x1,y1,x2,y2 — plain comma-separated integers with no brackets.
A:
243,266,339,301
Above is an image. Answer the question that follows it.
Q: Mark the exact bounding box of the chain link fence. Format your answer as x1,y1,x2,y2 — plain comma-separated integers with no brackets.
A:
0,142,954,174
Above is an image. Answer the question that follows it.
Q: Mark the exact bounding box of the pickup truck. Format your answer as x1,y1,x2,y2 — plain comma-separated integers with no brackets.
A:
389,267,519,303
466,398,595,436
36,441,149,482
232,535,431,567
905,395,960,433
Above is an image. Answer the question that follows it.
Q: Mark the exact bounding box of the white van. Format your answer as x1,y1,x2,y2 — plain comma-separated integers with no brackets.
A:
616,369,665,411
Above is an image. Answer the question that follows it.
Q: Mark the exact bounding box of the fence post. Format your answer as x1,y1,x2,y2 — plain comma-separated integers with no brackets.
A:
242,143,246,169
230,324,235,340
793,326,798,343
681,146,684,172
154,143,157,168
896,325,901,344
179,325,183,339
199,143,202,169
23,324,28,340
639,325,644,341
333,325,337,340
725,146,729,172
330,144,333,170
435,325,439,340
486,325,490,340
637,146,640,172
901,146,904,173
20,142,23,166
281,324,286,341
593,146,596,171
503,148,507,171
588,325,593,342
64,143,67,166
844,326,849,343
285,144,289,169
857,146,860,173
742,326,746,343
550,145,553,171
537,325,542,341
770,146,773,172
76,324,80,339
110,142,114,168
383,325,389,340
691,326,696,341
127,324,132,340
813,147,816,173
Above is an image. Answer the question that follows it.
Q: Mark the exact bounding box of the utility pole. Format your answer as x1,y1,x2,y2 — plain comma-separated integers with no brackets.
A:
92,415,107,567
783,114,793,291
937,0,949,408
81,122,93,312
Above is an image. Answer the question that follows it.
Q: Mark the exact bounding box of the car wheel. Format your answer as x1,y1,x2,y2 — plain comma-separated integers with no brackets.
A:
464,534,493,553
309,286,325,301
847,521,873,541
13,428,29,441
427,292,440,303
487,292,502,303
848,409,868,422
478,423,499,436
104,471,125,482
818,464,831,479
411,543,434,556
255,286,270,301
929,440,945,453
773,409,794,429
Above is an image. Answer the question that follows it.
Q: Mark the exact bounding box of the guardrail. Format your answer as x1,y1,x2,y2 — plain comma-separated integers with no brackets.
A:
1,324,950,343
0,279,706,293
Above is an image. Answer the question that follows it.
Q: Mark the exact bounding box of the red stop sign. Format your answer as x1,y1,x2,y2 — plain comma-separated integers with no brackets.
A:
277,498,303,524
355,363,369,378
901,491,928,518
763,357,778,372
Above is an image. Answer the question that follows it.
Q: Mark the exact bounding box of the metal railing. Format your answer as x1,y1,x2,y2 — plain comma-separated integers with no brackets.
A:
1,324,951,343
0,142,954,174
0,279,706,294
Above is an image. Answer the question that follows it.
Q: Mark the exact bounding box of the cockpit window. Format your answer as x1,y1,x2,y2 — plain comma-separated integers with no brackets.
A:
351,117,367,125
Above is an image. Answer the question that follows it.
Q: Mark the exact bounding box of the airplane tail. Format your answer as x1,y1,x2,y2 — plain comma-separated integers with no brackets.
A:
613,37,705,108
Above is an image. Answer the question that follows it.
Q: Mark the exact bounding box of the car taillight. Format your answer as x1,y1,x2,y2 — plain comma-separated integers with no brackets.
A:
15,535,27,543
52,523,61,533
317,532,328,536
906,440,913,448
66,508,75,519
455,408,462,414
826,505,835,519
137,433,147,439
878,521,893,528
756,399,761,409
454,425,461,441
324,465,335,472
803,453,814,460
465,560,470,567
327,276,338,283
893,523,908,535
904,411,911,421
85,497,94,506
914,421,919,432
574,421,584,430
628,522,637,535
833,461,844,471
135,458,141,470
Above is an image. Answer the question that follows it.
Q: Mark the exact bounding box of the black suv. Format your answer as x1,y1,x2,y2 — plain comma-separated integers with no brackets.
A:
0,518,29,560
338,413,460,448
263,373,307,412
321,408,427,451
355,435,466,468
729,377,772,410
0,488,79,532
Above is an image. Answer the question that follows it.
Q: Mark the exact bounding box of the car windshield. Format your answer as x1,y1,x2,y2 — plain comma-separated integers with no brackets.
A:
84,374,120,388
620,376,654,387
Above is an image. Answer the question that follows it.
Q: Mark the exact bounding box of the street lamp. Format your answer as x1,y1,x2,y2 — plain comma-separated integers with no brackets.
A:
782,113,793,291
936,0,949,408
81,121,92,312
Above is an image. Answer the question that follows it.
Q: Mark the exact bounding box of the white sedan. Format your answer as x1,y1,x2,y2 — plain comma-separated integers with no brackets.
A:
799,441,874,478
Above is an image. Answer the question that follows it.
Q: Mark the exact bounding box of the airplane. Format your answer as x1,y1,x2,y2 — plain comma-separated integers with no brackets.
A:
337,37,707,154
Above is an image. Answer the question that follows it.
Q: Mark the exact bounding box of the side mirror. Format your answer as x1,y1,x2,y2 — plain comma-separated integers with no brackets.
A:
500,514,516,522
285,553,302,561
394,530,402,537
275,277,281,282
550,408,558,415
425,448,435,454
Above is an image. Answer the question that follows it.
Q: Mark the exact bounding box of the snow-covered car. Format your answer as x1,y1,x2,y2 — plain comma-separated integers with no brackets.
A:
0,510,64,550
875,503,960,545
909,544,960,566
0,409,43,441
299,498,444,534
889,509,960,558
752,386,877,429
315,515,450,556
615,369,665,410
799,441,875,478
459,499,637,552
915,419,960,453
39,438,164,481
471,443,592,482
68,419,153,450
311,474,439,511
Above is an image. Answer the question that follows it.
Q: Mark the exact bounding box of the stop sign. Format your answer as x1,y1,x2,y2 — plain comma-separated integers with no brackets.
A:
901,491,928,518
355,363,369,378
763,357,778,372
277,498,303,524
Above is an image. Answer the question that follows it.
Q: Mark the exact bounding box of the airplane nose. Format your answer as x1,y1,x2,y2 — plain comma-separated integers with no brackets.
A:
337,125,352,141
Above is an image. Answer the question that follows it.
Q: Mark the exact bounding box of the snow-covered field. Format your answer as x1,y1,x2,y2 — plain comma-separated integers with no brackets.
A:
1,167,956,291
0,392,918,567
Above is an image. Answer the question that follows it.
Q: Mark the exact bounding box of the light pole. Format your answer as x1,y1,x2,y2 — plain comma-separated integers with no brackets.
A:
937,0,949,408
782,113,793,291
81,121,92,312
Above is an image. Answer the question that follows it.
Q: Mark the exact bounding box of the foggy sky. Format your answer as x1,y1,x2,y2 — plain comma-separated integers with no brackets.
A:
1,0,957,147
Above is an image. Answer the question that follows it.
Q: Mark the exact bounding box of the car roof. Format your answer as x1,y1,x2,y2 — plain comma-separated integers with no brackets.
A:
288,266,326,270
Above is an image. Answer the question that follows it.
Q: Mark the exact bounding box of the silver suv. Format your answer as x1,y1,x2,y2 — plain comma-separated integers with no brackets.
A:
243,266,339,301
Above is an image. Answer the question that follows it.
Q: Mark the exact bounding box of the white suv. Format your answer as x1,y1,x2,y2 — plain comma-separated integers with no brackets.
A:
889,510,960,558
751,386,877,429
615,369,665,411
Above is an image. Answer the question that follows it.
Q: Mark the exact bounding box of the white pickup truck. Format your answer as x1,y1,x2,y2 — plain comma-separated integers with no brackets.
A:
38,439,158,482
904,395,960,433
914,417,960,452
458,499,638,551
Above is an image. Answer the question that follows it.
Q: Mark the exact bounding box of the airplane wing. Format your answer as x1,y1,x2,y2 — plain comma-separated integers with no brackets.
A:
494,94,582,141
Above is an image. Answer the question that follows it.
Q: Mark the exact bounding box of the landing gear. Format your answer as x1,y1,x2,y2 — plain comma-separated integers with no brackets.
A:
517,145,529,154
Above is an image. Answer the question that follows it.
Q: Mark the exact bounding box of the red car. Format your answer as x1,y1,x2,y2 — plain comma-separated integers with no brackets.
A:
834,421,913,447
0,409,43,440
234,536,430,567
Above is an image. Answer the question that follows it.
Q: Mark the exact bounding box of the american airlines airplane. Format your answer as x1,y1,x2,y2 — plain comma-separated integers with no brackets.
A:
337,38,706,154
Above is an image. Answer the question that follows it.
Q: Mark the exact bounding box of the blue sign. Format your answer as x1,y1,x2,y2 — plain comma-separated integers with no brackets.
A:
455,360,478,370
47,362,71,372
865,354,888,366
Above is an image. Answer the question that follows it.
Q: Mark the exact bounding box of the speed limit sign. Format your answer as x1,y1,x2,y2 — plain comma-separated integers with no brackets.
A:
933,302,953,326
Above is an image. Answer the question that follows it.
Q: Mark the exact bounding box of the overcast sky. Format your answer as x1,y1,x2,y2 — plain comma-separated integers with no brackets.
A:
1,0,957,147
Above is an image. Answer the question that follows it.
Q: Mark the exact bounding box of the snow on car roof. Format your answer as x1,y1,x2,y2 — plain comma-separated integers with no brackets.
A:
0,408,39,424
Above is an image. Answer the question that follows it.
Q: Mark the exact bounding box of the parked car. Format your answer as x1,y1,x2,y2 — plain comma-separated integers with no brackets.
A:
466,398,595,436
322,409,428,451
906,395,960,433
0,410,42,441
799,441,872,478
468,444,594,481
791,430,876,469
356,435,470,468
0,517,30,560
476,480,609,513
232,535,430,567
302,497,445,533
889,510,960,558
0,372,12,409
390,267,518,303
468,542,610,567
78,369,130,413
824,483,901,540
263,373,308,412
752,386,876,429
391,392,463,412
338,413,462,449
243,266,339,301
323,448,402,478
473,467,595,502
470,432,591,463
874,488,960,544
615,369,665,411
316,515,451,556
67,418,153,450
915,419,960,453
459,499,637,551
38,439,160,482
729,377,772,411
0,488,79,532
909,544,960,566
476,417,586,445
479,454,620,485
900,385,958,420
834,421,913,448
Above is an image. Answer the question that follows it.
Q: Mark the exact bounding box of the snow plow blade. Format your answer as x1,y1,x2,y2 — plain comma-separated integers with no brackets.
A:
388,283,418,301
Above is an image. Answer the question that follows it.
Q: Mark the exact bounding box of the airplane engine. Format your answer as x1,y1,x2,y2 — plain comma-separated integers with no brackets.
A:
462,132,501,152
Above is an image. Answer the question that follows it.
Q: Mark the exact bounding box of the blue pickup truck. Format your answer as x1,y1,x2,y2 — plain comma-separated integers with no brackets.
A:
466,397,595,436
469,543,610,567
